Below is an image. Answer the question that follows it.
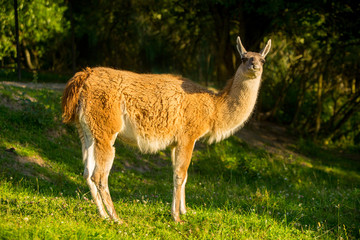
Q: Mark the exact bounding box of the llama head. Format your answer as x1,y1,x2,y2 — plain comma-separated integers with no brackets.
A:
236,36,271,79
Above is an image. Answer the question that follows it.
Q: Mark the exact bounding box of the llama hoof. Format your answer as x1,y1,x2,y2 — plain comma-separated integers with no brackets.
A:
176,219,185,224
172,215,184,223
114,218,125,225
99,211,110,220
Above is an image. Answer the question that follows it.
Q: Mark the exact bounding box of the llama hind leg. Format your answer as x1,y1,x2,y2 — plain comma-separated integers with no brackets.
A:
78,124,109,219
91,137,120,222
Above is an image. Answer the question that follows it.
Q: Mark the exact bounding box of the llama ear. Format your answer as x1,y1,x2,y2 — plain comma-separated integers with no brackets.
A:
260,39,271,57
236,36,247,57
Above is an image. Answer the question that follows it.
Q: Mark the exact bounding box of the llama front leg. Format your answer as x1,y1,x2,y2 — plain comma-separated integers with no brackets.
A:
180,172,188,215
171,140,194,222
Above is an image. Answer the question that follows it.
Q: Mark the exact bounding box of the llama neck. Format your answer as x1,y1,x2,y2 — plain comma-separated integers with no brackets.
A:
208,70,262,143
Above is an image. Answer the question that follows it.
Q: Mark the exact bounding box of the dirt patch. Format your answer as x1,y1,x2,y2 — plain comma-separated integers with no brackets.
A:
46,127,68,140
120,151,171,173
1,81,66,91
236,121,300,158
237,121,360,162
123,159,152,173
0,96,24,111
15,154,47,168
2,149,51,181
0,84,39,111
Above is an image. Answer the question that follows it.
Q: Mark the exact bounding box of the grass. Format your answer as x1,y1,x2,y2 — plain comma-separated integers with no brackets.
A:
0,83,359,239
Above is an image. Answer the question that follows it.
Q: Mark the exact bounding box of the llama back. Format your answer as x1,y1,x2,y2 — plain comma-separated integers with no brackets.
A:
63,67,216,151
62,68,93,123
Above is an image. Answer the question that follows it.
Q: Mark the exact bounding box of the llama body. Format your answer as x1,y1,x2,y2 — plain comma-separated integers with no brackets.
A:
62,37,271,222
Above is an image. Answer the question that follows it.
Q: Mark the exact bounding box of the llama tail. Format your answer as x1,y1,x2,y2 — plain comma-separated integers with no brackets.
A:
61,68,92,123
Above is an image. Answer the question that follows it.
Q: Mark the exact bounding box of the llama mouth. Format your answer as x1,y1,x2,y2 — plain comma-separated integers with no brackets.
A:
247,69,260,75
249,68,260,72
245,70,260,79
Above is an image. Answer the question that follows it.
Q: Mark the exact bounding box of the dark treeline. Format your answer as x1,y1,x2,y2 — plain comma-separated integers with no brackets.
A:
1,0,360,145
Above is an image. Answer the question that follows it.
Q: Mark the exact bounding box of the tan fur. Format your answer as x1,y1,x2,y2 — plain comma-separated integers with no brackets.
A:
62,67,93,123
61,37,271,222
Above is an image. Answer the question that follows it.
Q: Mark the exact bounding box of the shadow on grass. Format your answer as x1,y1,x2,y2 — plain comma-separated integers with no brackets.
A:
105,136,360,238
294,138,360,173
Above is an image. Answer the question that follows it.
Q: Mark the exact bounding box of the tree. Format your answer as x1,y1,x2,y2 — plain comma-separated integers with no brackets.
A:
0,0,69,70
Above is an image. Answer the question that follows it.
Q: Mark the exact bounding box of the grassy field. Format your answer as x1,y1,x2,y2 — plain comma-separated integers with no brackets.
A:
0,83,359,239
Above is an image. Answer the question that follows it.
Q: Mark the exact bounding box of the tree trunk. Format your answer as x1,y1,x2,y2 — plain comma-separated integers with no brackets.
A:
24,48,35,70
314,74,323,138
210,3,234,86
69,0,76,74
13,0,21,80
326,95,360,140
292,75,306,126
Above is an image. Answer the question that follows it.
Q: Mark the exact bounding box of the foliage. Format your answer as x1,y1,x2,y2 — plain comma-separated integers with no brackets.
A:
0,69,71,83
0,0,69,69
0,85,359,239
259,1,360,143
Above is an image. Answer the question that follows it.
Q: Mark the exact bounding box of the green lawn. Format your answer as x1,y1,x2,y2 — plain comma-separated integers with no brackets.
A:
0,83,359,239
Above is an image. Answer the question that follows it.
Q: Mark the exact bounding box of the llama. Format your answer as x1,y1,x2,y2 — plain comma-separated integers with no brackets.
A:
62,36,271,222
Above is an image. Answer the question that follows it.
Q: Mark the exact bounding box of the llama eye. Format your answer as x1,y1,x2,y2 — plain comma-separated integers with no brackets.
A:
261,59,266,64
241,57,248,63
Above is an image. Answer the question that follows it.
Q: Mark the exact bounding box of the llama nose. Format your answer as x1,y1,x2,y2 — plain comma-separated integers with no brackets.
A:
252,63,260,70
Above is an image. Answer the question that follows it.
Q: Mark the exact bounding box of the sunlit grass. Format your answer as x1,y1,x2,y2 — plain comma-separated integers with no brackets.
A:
0,85,359,239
